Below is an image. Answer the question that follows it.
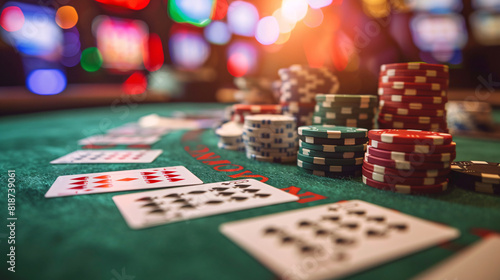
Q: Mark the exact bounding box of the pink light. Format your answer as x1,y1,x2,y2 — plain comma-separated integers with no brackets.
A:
255,16,280,45
0,6,24,32
227,53,249,77
282,0,308,23
307,0,332,9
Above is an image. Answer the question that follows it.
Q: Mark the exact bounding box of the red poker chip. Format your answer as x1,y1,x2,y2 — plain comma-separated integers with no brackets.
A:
381,62,449,72
379,106,446,117
379,114,446,124
377,119,448,131
362,175,448,194
378,87,447,97
378,94,447,104
367,145,456,162
379,82,447,92
379,75,449,85
369,139,456,153
363,160,451,178
368,129,453,145
362,167,449,185
380,100,446,110
364,153,450,170
380,69,449,79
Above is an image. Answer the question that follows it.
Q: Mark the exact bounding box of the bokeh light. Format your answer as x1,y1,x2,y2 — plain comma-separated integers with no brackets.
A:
123,72,147,95
272,8,296,33
81,47,103,72
227,1,259,37
0,6,24,32
303,8,324,28
55,6,78,29
145,33,164,72
26,69,67,95
94,0,150,10
275,31,291,45
255,16,280,45
227,41,257,77
307,0,333,9
211,0,228,20
204,21,231,45
169,0,213,27
169,26,210,69
282,0,308,23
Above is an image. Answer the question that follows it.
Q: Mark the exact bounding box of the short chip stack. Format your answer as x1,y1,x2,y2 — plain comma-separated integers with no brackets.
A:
243,114,298,163
378,63,449,132
313,94,377,129
451,161,500,195
231,104,282,124
278,65,339,127
363,129,456,194
297,125,368,177
216,121,245,151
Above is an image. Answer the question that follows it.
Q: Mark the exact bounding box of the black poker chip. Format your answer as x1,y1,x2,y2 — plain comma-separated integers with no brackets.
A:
451,161,500,184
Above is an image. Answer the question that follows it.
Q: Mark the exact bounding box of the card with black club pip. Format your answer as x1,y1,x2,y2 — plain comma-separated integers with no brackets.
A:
112,179,299,230
78,134,161,146
220,200,459,280
45,166,202,198
50,150,163,164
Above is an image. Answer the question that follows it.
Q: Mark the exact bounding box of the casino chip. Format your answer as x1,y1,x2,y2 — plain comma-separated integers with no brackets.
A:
314,94,377,129
232,104,282,124
299,147,365,159
298,125,368,139
298,153,363,166
243,114,297,163
379,75,449,86
378,87,447,97
301,168,362,178
380,62,449,72
451,161,500,195
379,106,445,117
361,128,455,195
299,135,368,145
215,121,245,152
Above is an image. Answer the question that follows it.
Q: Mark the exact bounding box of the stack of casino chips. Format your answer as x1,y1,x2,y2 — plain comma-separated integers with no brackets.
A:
297,125,368,177
278,65,339,127
231,104,282,124
243,114,298,163
378,62,449,132
362,129,456,194
313,94,377,129
451,161,500,195
215,121,245,151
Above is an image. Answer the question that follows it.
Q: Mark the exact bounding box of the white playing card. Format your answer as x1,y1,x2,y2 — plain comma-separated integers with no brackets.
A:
220,200,459,280
50,150,163,164
107,123,170,136
78,134,161,145
413,235,500,280
112,179,299,229
45,166,202,198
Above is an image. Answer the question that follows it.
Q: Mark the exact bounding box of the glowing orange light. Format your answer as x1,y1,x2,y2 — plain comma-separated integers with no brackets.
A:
144,33,164,72
272,8,295,33
303,8,323,28
274,31,291,45
227,53,249,77
0,6,24,32
282,0,308,23
56,6,78,29
123,72,148,95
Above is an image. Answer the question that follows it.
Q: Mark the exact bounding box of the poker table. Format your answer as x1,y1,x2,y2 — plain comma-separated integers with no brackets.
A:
1,103,500,280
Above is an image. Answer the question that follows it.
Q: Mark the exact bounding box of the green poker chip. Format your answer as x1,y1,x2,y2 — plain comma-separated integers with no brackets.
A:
298,135,368,145
297,153,363,166
298,125,368,139
315,94,377,103
299,140,367,152
299,147,366,159
298,167,362,178
297,159,363,172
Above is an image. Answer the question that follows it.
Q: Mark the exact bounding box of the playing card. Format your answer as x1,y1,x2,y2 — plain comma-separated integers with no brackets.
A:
220,200,459,280
112,179,299,229
50,150,163,164
45,166,202,198
107,123,170,136
78,134,161,145
413,235,500,280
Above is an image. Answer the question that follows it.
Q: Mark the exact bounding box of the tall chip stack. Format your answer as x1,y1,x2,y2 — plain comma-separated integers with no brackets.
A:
297,125,368,177
278,65,340,127
243,115,298,163
313,94,377,129
362,129,456,194
377,62,449,132
231,104,282,124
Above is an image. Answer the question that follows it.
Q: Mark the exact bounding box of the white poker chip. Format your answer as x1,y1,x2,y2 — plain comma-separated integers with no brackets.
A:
215,121,243,137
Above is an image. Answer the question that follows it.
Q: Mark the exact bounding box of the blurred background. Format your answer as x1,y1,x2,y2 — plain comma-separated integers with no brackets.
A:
1,0,500,115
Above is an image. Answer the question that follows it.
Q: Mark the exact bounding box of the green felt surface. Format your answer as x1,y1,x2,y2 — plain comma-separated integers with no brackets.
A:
0,103,499,280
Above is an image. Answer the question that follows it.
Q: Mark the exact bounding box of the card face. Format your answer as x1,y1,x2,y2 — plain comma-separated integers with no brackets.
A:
45,166,202,198
78,134,161,145
221,200,459,280
112,179,299,229
50,150,163,164
107,123,170,136
413,235,500,280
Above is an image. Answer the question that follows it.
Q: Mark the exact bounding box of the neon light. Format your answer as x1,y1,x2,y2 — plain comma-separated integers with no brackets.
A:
26,69,67,95
56,6,78,29
81,47,103,72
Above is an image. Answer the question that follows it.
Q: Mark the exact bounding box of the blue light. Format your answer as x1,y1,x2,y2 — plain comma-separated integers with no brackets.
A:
204,21,231,45
26,69,67,95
